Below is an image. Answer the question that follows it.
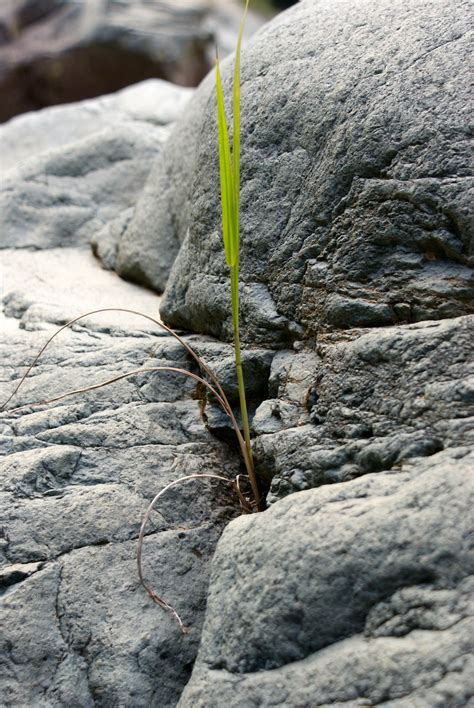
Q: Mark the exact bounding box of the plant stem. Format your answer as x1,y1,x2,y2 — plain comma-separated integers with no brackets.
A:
230,264,261,508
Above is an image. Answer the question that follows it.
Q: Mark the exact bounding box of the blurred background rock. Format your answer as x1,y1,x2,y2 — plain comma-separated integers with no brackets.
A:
0,0,297,124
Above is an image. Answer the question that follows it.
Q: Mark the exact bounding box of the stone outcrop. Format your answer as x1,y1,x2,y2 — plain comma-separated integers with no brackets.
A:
180,447,474,707
0,80,238,706
1,301,245,707
255,315,473,502
111,0,472,346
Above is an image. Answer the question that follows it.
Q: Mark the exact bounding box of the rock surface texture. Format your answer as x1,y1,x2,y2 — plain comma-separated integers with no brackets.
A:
120,0,470,704
180,447,474,707
1,0,473,706
1,309,245,707
0,80,250,706
0,80,192,253
113,0,472,346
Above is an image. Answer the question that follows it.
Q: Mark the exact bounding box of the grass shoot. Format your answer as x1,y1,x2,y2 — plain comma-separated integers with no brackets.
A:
216,0,261,508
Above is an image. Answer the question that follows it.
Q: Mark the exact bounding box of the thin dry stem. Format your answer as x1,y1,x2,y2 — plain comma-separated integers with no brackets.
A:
137,473,251,633
1,308,228,412
2,366,228,416
0,308,257,498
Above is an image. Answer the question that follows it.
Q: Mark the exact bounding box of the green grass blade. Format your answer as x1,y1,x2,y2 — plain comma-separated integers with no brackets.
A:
216,2,260,507
216,57,237,268
232,0,249,261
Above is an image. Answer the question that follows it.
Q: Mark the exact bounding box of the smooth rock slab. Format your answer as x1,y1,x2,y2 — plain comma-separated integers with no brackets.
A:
0,80,192,253
0,79,193,172
0,247,164,329
179,447,474,707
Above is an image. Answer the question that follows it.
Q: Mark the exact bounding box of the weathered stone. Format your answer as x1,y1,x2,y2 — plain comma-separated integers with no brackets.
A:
179,447,474,706
91,208,134,272
114,0,472,344
0,80,191,252
1,1,472,704
0,235,246,707
0,0,211,123
253,315,474,501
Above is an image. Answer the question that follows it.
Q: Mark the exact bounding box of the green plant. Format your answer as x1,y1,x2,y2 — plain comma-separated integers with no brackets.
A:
1,1,259,634
215,0,260,508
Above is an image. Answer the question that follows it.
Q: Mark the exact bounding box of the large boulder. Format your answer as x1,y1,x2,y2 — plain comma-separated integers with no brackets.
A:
180,446,474,706
114,0,473,345
1,1,472,705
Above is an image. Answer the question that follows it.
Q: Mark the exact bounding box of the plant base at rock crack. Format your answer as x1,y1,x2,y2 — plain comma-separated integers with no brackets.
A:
138,472,252,633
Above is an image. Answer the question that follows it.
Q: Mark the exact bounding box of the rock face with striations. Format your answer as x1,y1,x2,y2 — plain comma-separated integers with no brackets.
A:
0,306,246,707
113,0,472,346
0,79,248,707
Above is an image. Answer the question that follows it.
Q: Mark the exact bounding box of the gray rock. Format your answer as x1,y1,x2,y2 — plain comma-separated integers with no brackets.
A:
0,0,211,123
0,80,192,252
0,79,193,172
0,245,246,707
115,0,472,343
179,446,474,707
91,208,134,271
0,248,168,343
0,125,160,250
1,2,473,704
254,315,474,501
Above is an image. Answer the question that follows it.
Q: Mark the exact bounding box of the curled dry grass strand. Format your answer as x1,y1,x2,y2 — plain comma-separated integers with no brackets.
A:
0,307,260,628
138,473,252,634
